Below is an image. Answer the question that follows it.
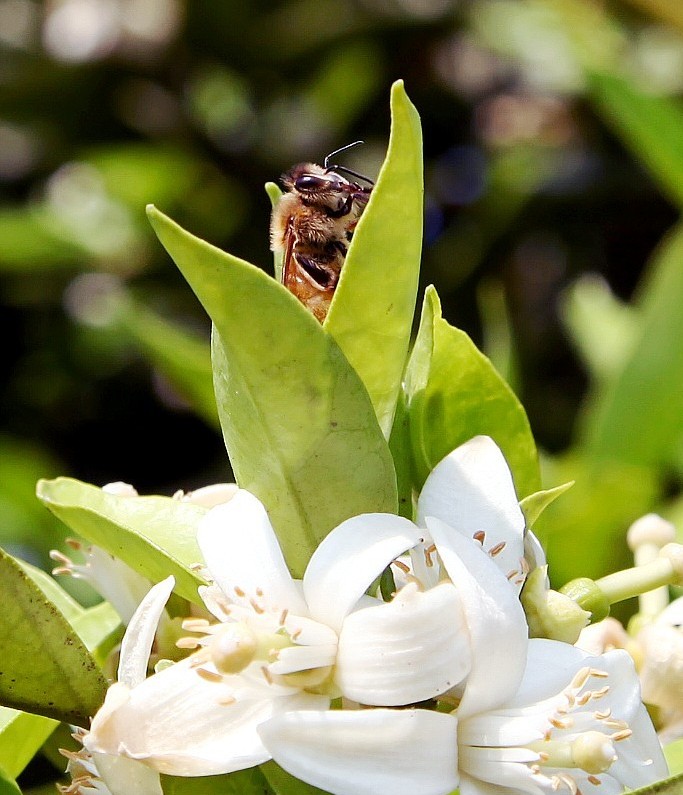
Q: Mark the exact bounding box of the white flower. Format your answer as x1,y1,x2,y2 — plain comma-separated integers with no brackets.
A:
637,595,683,743
259,639,668,795
82,488,477,776
415,435,543,595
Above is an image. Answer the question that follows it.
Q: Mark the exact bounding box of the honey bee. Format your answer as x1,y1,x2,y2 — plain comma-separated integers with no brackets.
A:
270,142,373,323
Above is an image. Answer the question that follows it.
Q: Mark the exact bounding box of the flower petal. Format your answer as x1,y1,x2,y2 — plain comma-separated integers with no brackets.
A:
303,513,423,631
86,655,328,775
92,752,163,795
426,517,528,718
197,490,307,615
336,582,471,705
417,436,527,590
259,709,459,795
118,576,175,688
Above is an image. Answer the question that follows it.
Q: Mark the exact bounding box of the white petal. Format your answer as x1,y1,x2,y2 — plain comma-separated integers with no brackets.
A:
283,613,338,647
426,517,528,718
303,513,423,631
259,709,459,795
93,752,162,795
197,490,307,615
336,582,471,705
118,576,175,688
269,644,337,675
417,436,526,589
87,655,328,775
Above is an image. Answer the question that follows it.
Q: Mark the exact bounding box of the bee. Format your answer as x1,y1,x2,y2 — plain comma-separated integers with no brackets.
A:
270,141,373,323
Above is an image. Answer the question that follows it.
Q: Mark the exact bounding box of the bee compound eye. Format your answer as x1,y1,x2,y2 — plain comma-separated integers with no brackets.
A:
295,174,327,191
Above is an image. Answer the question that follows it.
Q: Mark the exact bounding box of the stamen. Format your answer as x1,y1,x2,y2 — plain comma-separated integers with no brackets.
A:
256,587,264,597
176,637,200,649
550,716,573,730
182,618,210,631
611,729,633,742
392,559,410,574
250,598,265,614
594,709,611,720
66,538,82,550
587,775,601,786
49,550,71,566
589,668,609,679
291,628,302,640
569,666,591,691
261,665,274,685
473,531,486,544
507,569,521,581
196,667,223,683
591,686,610,700
219,696,237,706
424,544,437,568
234,585,245,597
489,541,506,557
279,608,289,626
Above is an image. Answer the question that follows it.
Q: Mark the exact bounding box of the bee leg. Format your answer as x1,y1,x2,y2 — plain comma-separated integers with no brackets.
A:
295,254,339,289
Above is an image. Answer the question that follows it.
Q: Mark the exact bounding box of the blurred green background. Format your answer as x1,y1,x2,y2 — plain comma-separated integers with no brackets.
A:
2,0,683,587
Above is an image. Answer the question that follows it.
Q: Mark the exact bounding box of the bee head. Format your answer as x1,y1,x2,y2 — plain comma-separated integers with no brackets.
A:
281,163,351,205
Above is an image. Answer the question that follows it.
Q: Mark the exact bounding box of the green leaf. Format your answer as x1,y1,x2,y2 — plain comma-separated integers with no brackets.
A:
16,560,84,625
71,601,122,659
147,205,397,578
0,766,20,795
520,482,574,529
404,286,540,499
665,738,683,776
325,79,423,438
587,71,683,210
161,767,271,795
36,478,206,604
0,547,107,725
628,771,683,794
117,297,218,429
583,223,683,468
0,707,57,779
261,761,330,795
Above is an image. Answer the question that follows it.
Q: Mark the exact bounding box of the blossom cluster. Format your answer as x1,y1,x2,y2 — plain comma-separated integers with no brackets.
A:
60,436,668,795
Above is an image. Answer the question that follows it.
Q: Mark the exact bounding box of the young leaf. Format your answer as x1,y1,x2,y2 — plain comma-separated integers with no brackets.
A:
325,80,423,438
627,771,683,795
520,482,574,528
147,206,397,578
583,223,683,468
0,766,20,795
36,478,206,604
261,761,330,795
161,768,270,795
0,707,57,779
588,71,683,210
0,547,107,725
265,181,283,281
404,285,540,499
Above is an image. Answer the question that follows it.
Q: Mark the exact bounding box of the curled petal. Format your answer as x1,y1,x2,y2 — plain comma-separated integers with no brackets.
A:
92,753,163,795
259,709,459,795
426,517,528,718
86,655,328,775
118,576,175,689
417,436,526,590
197,490,307,615
303,513,423,631
336,582,471,705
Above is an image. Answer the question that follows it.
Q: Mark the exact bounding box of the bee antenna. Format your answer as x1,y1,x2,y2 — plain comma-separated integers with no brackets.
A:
324,140,364,169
